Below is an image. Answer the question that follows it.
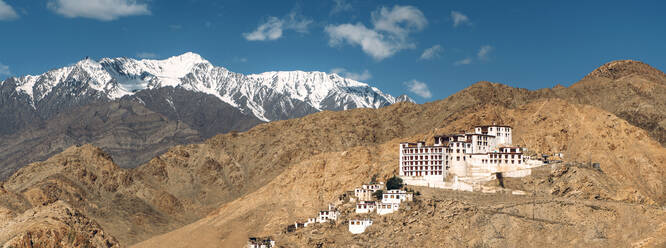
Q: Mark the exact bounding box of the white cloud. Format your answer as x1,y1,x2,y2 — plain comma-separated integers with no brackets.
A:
136,52,157,59
48,0,150,21
372,5,427,36
404,79,431,98
451,11,470,27
0,0,18,20
454,58,472,65
325,5,427,60
0,62,10,76
330,68,372,81
330,0,352,15
243,10,313,41
420,44,442,60
477,45,493,60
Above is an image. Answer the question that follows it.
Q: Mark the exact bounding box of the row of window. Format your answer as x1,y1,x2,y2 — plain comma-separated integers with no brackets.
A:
480,159,521,164
402,148,444,154
402,155,444,160
402,160,446,165
402,166,444,171
405,171,443,176
490,153,521,158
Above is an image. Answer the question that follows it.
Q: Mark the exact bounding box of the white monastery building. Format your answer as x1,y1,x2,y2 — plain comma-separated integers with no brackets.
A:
349,219,373,234
317,204,339,223
399,124,543,189
355,201,377,214
382,190,413,204
376,202,400,215
354,183,383,201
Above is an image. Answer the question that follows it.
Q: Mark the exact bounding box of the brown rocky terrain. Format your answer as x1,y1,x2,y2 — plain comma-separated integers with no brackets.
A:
274,188,666,248
0,201,119,248
133,99,666,247
1,60,665,247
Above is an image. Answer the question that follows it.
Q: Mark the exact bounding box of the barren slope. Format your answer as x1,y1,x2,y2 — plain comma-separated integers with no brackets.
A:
0,201,120,248
134,99,666,247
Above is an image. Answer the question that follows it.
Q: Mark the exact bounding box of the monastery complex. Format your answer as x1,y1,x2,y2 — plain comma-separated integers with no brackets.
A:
399,124,544,190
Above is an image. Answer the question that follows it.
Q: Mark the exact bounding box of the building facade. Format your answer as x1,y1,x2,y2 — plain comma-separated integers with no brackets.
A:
354,183,383,201
376,202,400,215
400,124,535,187
348,219,373,234
317,204,339,223
382,190,413,204
355,201,376,214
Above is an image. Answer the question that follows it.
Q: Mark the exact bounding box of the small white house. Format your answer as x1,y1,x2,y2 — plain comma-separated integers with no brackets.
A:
355,201,377,214
382,189,413,204
376,202,400,215
317,205,339,223
354,183,383,201
348,219,373,234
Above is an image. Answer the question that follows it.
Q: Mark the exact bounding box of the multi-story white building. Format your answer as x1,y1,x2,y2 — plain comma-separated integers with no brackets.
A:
355,201,376,214
474,125,512,146
400,124,537,187
398,141,448,180
382,190,413,204
349,219,373,234
376,202,400,215
317,204,339,223
354,183,383,201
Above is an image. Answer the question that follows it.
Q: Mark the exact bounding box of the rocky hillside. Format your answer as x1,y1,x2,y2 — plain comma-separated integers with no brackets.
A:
552,60,666,145
134,99,666,247
274,188,666,248
0,201,120,248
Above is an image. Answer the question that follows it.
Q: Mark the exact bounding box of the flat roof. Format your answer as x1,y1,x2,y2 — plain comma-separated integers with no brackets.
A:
434,134,465,138
475,125,512,128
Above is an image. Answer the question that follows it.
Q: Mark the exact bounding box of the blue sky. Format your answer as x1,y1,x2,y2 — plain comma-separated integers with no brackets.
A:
0,0,665,102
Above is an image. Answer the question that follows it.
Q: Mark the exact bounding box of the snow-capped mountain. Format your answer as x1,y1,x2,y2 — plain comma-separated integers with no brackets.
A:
4,52,410,122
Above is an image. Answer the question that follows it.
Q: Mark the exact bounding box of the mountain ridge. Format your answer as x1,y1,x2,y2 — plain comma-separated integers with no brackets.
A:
2,52,408,124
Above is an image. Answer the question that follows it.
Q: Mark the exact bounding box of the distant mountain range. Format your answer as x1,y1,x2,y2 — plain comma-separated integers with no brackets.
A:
0,52,412,179
2,52,410,126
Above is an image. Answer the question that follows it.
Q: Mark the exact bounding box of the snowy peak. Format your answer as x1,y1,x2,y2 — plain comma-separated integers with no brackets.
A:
395,94,415,103
247,70,394,110
2,52,404,122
